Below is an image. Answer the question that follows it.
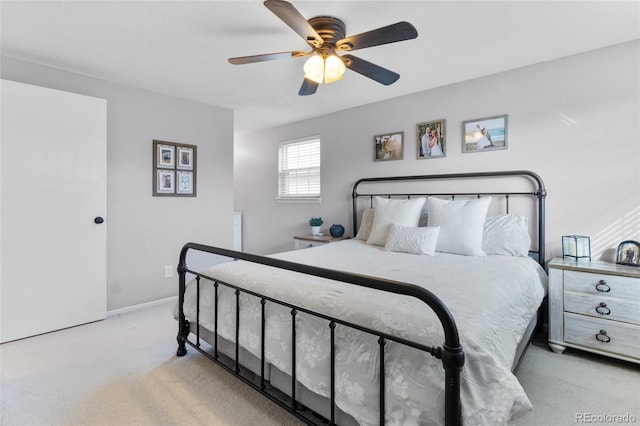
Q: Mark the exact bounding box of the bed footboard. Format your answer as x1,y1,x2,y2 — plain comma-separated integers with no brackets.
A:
176,243,464,426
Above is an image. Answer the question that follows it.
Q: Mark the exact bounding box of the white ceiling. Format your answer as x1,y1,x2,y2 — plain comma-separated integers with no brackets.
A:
1,1,639,134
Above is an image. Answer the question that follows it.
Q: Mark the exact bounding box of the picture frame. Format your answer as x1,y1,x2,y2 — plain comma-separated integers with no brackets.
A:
615,240,640,267
176,171,194,194
153,140,197,196
462,114,508,153
374,131,404,161
177,146,194,170
417,119,446,159
156,144,175,168
156,170,175,194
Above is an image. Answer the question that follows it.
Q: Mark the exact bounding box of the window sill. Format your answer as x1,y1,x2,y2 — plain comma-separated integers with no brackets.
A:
276,197,321,204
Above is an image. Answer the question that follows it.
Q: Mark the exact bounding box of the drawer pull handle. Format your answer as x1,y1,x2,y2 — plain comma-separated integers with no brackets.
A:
595,280,610,293
595,302,611,315
595,329,611,343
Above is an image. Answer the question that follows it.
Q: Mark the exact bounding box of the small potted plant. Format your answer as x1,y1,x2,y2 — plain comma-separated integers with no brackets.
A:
309,217,323,235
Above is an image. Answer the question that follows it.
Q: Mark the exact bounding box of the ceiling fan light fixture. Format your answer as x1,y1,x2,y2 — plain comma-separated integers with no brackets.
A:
303,54,324,84
303,52,346,85
324,54,346,84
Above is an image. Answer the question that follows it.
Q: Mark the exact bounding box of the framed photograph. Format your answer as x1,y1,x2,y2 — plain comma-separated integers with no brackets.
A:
153,140,197,197
462,114,508,153
177,146,194,170
417,119,446,159
156,144,175,168
176,171,194,194
616,240,640,267
156,170,175,194
374,131,404,161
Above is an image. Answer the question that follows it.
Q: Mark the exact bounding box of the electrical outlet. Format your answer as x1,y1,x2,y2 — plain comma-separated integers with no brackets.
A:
164,265,173,278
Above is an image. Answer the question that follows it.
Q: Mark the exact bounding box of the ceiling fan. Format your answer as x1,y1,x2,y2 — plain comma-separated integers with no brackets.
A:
228,0,418,96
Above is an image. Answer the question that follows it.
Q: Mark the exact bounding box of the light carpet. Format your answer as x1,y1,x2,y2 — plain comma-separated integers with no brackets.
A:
1,301,638,425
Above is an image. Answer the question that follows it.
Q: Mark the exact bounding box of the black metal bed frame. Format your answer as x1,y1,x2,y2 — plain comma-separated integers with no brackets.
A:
176,170,547,426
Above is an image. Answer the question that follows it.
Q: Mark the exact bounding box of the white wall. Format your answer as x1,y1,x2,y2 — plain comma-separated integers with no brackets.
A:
235,41,640,261
1,57,234,311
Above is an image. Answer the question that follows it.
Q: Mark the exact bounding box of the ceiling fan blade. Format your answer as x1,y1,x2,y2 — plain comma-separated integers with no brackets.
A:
343,54,400,85
264,0,324,48
298,78,319,96
228,51,300,65
336,21,418,51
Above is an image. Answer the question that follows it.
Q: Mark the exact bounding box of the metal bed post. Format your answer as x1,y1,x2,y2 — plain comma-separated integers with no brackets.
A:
176,262,189,357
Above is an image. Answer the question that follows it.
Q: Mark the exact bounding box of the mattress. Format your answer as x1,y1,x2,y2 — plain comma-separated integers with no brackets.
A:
180,239,548,425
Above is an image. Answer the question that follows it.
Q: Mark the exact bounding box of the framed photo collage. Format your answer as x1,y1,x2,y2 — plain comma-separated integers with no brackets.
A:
152,140,197,197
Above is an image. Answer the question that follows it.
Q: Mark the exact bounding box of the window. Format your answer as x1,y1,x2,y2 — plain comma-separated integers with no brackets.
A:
278,136,321,202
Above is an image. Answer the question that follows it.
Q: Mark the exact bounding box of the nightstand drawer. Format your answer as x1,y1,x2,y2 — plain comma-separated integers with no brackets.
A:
293,234,347,250
565,270,640,299
295,240,328,250
564,312,640,360
564,291,640,325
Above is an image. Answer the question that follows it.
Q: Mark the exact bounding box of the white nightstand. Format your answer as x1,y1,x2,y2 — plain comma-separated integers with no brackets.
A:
548,258,640,364
293,234,347,250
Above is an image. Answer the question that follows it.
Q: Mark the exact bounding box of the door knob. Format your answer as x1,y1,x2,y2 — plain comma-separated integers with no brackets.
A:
94,216,104,224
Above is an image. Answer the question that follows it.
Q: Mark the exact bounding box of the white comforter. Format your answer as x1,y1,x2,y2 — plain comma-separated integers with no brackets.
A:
181,240,547,425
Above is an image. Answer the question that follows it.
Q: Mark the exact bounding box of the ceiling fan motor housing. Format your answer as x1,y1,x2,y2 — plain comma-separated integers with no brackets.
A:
308,16,347,48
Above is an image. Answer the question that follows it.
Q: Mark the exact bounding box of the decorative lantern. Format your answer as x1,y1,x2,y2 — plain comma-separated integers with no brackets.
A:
562,235,591,261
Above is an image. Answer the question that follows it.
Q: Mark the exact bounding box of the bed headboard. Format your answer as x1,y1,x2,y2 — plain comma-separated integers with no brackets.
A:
351,170,547,265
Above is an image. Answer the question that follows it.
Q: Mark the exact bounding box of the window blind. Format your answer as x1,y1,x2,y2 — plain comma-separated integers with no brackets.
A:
278,137,321,202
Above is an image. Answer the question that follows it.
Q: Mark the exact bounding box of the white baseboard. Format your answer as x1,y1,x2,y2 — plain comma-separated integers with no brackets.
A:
107,296,177,317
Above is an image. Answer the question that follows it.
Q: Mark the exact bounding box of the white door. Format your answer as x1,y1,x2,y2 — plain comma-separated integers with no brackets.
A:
1,79,107,343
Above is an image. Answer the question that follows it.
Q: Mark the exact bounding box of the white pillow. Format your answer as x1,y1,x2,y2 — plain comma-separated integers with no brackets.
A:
366,197,427,246
384,224,440,255
483,214,531,257
355,208,375,241
427,196,491,256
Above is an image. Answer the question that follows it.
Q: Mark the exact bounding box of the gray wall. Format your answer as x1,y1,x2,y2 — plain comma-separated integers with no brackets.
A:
235,41,640,261
1,56,234,311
